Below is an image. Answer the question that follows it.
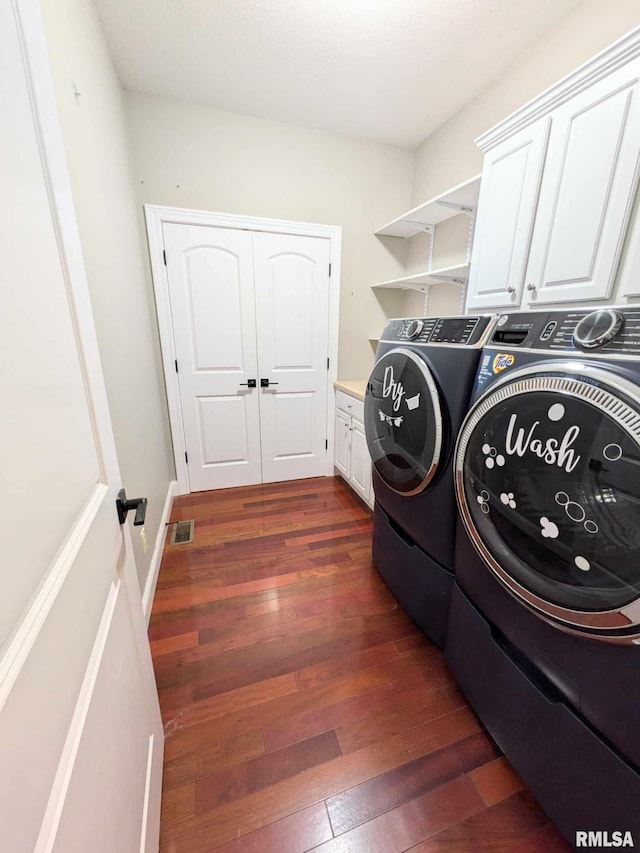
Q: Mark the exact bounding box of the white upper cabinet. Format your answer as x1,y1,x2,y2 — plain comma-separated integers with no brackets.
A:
466,29,640,312
620,199,640,297
525,58,640,306
466,120,549,310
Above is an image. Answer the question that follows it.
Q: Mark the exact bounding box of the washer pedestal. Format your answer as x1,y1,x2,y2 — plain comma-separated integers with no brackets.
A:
372,503,452,648
446,583,640,844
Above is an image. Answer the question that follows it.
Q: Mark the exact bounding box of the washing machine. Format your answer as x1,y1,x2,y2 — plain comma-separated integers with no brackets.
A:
447,307,640,844
364,314,496,647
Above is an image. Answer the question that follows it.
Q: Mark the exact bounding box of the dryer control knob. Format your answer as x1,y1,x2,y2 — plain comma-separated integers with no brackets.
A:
573,309,623,349
406,319,424,339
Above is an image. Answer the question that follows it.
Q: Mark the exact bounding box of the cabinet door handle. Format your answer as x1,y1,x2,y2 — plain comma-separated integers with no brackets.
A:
506,286,516,294
239,379,257,388
527,282,537,291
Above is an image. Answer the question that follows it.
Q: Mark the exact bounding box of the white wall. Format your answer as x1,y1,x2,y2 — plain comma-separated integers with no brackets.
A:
401,0,640,319
124,93,414,379
412,0,640,201
40,0,175,594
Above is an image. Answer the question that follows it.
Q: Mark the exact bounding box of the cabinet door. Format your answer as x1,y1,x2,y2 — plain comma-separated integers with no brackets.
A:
350,416,372,504
619,200,640,297
525,58,640,306
334,408,351,478
466,119,550,310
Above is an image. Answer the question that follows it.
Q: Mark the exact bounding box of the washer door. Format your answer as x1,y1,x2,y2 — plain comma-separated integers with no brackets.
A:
365,347,443,496
455,361,640,643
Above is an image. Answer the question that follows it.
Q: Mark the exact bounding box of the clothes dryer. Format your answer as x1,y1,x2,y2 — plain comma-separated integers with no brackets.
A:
448,308,640,844
364,314,496,647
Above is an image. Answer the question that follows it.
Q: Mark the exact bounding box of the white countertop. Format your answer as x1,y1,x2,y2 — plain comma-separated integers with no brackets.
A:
334,379,367,402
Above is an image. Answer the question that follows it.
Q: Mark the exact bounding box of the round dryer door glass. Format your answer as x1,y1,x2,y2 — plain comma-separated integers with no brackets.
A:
365,348,443,496
456,364,640,638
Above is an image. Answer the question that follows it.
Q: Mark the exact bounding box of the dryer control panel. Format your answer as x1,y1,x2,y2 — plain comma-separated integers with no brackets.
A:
381,315,495,347
490,308,640,355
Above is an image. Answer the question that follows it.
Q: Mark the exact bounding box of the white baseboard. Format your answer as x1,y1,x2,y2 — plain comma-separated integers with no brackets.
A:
143,480,177,624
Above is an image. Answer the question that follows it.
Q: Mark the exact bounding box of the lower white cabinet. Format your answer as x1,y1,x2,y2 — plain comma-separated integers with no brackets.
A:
349,417,372,503
334,389,374,508
334,408,351,479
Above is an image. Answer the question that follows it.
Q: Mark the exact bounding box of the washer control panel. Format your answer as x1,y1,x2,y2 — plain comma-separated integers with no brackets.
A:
405,319,425,339
573,309,623,349
430,316,479,344
396,318,436,343
381,315,494,346
490,309,640,354
544,309,638,353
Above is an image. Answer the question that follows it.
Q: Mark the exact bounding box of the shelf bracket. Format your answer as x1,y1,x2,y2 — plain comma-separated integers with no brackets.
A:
459,280,468,314
428,275,466,285
422,287,430,316
437,201,476,219
427,227,434,272
403,221,434,236
465,208,477,264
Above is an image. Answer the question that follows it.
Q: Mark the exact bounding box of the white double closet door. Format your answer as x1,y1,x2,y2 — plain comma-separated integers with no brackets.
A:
163,224,331,492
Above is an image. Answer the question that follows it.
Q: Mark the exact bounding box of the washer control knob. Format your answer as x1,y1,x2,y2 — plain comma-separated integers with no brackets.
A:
573,309,623,349
405,319,424,339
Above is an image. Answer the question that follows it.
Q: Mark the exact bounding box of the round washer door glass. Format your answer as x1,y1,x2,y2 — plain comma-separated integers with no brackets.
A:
365,348,443,496
456,365,640,637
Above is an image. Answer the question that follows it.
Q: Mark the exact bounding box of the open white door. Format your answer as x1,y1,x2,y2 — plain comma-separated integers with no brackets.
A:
1,3,163,852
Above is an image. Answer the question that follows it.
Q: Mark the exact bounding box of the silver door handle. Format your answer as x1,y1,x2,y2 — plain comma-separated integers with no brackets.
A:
527,282,537,291
506,286,516,294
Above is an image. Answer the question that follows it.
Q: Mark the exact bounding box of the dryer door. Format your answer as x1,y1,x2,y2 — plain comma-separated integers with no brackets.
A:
455,361,640,643
365,347,443,496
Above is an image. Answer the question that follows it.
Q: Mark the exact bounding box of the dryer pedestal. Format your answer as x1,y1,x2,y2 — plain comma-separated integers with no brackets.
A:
446,583,640,845
372,503,452,648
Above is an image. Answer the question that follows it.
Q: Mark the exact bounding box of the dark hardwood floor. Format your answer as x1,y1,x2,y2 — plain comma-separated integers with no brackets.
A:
149,476,571,852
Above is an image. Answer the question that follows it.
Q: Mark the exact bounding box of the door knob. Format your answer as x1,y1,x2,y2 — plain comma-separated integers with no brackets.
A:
116,489,147,526
260,378,279,388
527,282,537,291
239,379,257,388
506,286,516,294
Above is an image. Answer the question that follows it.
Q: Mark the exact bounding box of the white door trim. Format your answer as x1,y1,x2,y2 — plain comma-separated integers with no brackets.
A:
142,479,178,625
145,204,342,495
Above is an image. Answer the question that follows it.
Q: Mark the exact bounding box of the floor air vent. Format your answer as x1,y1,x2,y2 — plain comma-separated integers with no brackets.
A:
170,520,195,545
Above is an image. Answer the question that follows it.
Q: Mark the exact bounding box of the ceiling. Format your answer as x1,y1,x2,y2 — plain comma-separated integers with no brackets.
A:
94,0,583,148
